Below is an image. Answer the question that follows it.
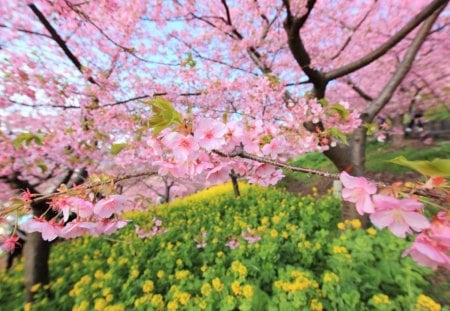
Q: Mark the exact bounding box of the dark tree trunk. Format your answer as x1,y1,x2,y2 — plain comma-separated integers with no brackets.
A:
24,232,51,302
230,170,241,197
324,126,369,225
24,199,53,302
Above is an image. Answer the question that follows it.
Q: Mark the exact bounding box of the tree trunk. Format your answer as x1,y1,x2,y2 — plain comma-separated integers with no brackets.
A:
324,126,369,225
24,200,53,302
24,232,51,302
230,170,241,198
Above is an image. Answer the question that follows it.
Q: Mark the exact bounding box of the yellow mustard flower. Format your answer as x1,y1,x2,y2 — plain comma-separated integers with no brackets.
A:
157,270,165,279
212,278,223,292
337,222,346,230
367,227,377,236
372,294,391,304
310,299,323,311
416,294,441,311
242,284,254,299
231,281,241,296
142,280,154,293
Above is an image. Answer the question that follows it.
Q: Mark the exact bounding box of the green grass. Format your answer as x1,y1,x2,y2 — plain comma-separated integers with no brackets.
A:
279,140,450,190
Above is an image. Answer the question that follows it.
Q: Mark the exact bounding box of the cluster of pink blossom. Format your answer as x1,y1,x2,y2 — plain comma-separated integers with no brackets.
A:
21,195,129,241
0,235,20,254
340,171,450,270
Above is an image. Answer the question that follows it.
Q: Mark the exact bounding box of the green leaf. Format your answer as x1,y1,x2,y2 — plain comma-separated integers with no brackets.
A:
318,98,329,107
364,122,378,136
388,156,450,176
328,128,348,144
328,103,349,120
13,132,43,149
110,143,127,155
142,97,183,135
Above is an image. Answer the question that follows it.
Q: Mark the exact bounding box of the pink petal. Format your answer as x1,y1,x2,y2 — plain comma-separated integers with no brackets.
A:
403,212,430,232
370,210,394,229
388,221,410,238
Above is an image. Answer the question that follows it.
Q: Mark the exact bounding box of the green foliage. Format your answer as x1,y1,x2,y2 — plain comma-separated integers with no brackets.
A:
110,143,127,155
328,128,348,145
0,184,443,311
328,103,349,120
13,132,43,149
142,97,183,135
388,156,450,177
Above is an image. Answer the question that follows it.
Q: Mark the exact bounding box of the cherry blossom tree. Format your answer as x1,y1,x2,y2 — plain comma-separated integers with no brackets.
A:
1,0,449,301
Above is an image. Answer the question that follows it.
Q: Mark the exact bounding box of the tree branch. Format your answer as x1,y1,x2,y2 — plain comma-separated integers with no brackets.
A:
365,4,445,122
28,3,98,85
325,0,449,82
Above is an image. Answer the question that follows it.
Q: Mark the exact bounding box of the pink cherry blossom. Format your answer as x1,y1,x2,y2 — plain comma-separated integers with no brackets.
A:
95,219,129,235
1,235,20,253
370,195,430,238
194,118,227,151
241,228,261,243
58,197,94,222
161,132,199,162
93,195,127,218
403,232,450,270
59,221,96,239
262,136,287,159
225,238,240,249
340,171,377,215
22,218,63,241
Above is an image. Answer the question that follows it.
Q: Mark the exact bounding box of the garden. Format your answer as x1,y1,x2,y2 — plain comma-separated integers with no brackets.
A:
1,183,446,310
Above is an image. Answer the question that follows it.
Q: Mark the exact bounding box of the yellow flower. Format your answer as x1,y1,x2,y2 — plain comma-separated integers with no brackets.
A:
242,284,254,299
323,272,339,283
73,301,90,311
337,222,346,230
372,294,391,304
105,294,114,303
231,281,241,296
332,246,348,254
142,280,154,293
95,298,107,311
118,258,128,265
177,292,191,305
416,294,441,311
175,270,190,280
200,265,208,272
272,215,281,224
24,303,32,311
157,270,165,279
212,278,224,291
231,261,248,277
282,231,289,239
130,268,139,279
217,251,224,258
198,300,207,310
351,219,361,229
270,229,278,238
261,217,269,225
151,294,164,309
31,283,41,293
102,288,112,297
367,228,377,236
167,301,179,311
310,299,323,311
176,259,183,266
201,283,212,297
